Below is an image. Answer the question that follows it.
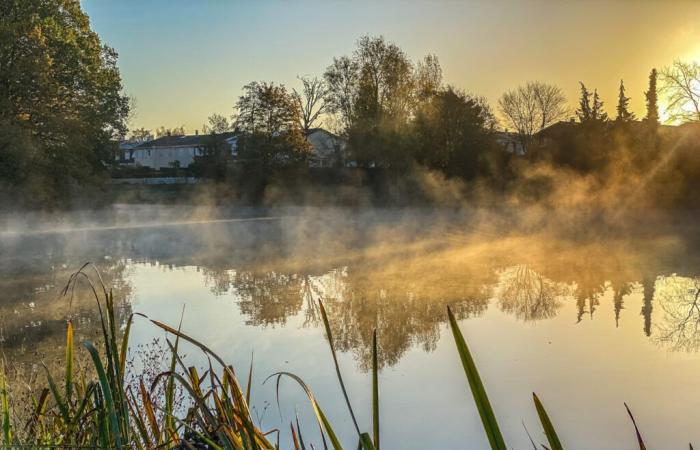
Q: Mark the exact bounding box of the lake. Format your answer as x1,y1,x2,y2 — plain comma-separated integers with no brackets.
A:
2,205,700,449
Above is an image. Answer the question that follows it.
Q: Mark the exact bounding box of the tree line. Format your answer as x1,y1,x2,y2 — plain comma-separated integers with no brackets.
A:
4,0,700,207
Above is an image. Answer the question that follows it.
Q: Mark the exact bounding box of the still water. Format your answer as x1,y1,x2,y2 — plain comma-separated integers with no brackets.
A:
2,206,700,449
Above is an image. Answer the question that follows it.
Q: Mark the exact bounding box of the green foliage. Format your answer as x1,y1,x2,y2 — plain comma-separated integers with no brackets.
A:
235,81,311,171
645,68,659,125
412,86,498,179
0,0,129,207
616,79,635,122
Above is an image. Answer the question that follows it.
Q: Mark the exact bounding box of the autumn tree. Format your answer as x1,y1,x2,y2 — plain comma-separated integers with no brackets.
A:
0,0,129,204
661,60,700,123
233,81,310,168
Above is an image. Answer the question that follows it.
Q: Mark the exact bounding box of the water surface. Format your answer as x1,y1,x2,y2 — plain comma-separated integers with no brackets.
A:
2,206,700,449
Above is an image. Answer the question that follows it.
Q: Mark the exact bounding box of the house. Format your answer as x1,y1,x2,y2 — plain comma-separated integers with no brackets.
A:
130,132,237,169
115,141,141,164
121,128,346,170
306,128,347,167
494,131,525,155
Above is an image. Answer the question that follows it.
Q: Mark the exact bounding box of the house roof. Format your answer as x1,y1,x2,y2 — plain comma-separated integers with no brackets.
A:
134,132,237,149
307,128,341,139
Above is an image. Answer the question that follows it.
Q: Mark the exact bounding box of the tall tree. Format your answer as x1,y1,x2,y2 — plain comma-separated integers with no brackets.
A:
323,35,415,131
323,56,360,133
591,89,608,122
661,60,700,123
498,81,567,149
202,114,231,134
615,79,634,122
576,82,592,122
414,54,443,101
292,76,328,134
414,86,496,178
234,81,310,167
0,0,129,203
644,68,659,125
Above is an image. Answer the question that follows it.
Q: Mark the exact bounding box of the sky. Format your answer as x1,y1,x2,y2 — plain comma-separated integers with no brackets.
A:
82,0,700,133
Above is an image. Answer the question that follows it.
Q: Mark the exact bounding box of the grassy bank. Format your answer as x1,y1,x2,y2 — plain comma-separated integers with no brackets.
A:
0,265,685,449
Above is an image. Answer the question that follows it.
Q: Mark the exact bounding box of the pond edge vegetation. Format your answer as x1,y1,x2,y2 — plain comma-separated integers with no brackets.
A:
0,264,692,449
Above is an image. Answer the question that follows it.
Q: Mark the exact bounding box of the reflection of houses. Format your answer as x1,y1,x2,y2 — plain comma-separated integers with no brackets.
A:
130,132,237,170
494,131,525,155
306,128,347,167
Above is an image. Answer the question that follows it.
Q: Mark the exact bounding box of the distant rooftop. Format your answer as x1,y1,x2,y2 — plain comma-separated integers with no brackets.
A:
134,132,237,149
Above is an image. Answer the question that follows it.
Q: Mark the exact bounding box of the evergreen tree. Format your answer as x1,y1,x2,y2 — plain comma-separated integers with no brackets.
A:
644,68,659,125
591,89,608,122
616,79,635,122
576,82,592,122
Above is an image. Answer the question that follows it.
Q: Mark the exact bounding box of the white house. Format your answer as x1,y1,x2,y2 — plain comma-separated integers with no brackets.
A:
306,128,347,167
130,132,238,169
122,128,345,170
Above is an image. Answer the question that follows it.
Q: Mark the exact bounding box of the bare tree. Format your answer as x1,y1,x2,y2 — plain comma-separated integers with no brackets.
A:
292,76,328,134
498,81,568,149
661,60,700,123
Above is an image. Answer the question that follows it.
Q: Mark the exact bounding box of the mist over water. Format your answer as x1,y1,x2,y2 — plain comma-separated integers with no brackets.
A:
2,204,700,448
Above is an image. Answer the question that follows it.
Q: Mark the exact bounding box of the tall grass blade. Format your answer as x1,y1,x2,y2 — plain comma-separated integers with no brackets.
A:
446,306,507,450
624,403,647,450
43,364,70,423
371,329,379,450
360,432,376,450
0,366,11,445
318,300,360,436
266,371,343,450
65,320,74,402
84,340,123,449
532,393,564,450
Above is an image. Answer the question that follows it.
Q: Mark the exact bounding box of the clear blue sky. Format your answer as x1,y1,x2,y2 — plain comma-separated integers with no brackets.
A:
83,0,700,132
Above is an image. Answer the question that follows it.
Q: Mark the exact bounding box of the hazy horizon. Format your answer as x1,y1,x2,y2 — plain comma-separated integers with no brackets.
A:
83,0,700,133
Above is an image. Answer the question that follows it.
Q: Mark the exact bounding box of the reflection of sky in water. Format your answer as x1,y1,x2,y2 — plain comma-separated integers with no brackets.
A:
3,209,700,449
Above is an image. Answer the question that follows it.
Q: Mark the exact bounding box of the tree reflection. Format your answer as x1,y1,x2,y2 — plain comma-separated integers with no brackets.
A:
642,277,655,337
494,265,567,322
654,276,700,351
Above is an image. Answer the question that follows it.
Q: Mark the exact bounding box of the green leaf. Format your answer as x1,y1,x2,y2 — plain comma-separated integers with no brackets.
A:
533,393,564,450
447,306,507,450
371,330,380,450
318,300,361,436
84,340,123,449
